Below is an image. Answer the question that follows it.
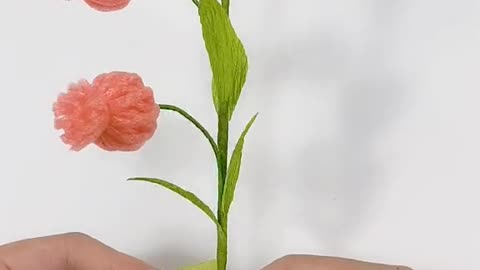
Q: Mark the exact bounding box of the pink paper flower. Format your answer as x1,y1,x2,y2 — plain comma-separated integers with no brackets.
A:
54,72,160,151
83,0,130,12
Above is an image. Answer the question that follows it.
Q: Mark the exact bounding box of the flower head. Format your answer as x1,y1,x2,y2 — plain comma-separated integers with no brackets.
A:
54,72,160,151
83,0,130,12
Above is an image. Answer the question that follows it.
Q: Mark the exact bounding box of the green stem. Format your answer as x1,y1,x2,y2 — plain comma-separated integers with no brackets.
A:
160,104,228,269
216,228,228,270
216,114,229,219
216,114,229,270
222,0,230,15
191,0,199,7
159,104,219,162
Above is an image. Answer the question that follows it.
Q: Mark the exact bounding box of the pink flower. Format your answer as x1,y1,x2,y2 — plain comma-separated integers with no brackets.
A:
54,72,160,151
83,0,130,12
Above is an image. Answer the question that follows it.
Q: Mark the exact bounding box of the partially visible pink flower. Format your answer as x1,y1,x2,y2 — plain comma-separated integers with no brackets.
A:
83,0,130,12
54,72,160,151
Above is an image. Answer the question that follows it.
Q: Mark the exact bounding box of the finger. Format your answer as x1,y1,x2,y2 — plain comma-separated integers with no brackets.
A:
0,233,154,270
263,255,413,270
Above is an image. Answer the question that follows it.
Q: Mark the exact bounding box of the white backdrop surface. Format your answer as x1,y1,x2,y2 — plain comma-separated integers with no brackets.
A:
1,1,479,269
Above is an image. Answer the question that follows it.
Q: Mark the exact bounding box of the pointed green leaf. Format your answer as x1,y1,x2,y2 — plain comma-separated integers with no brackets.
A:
128,177,220,228
179,260,217,270
199,0,248,120
221,114,258,216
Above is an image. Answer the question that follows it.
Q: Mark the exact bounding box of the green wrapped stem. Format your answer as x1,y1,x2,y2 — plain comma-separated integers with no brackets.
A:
222,0,230,15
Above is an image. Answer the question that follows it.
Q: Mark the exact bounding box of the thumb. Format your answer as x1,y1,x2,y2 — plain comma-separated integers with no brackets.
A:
263,255,413,270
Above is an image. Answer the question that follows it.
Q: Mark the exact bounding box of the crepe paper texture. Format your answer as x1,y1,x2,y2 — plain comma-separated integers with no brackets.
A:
55,0,255,269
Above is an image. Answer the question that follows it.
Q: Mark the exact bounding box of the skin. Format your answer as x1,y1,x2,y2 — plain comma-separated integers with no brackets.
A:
262,255,413,270
0,233,152,270
0,233,412,270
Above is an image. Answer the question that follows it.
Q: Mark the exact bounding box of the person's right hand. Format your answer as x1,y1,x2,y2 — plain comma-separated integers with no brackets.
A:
263,255,413,270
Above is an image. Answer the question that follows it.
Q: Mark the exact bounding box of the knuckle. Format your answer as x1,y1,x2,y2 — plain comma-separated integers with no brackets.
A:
60,232,97,248
62,232,92,241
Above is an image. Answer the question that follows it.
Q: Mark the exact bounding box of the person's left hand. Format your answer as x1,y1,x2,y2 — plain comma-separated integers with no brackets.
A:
0,233,154,270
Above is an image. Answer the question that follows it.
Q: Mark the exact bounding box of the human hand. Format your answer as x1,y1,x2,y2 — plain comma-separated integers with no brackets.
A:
263,255,413,270
0,233,153,270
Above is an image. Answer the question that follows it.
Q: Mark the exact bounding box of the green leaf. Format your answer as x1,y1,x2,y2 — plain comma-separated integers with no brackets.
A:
179,260,217,270
199,0,248,120
221,114,258,216
128,177,221,229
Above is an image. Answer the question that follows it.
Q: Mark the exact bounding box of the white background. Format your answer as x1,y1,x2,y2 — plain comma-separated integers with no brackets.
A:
1,0,479,269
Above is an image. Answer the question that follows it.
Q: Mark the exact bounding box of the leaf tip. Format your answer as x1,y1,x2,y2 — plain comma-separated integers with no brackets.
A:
127,177,145,182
